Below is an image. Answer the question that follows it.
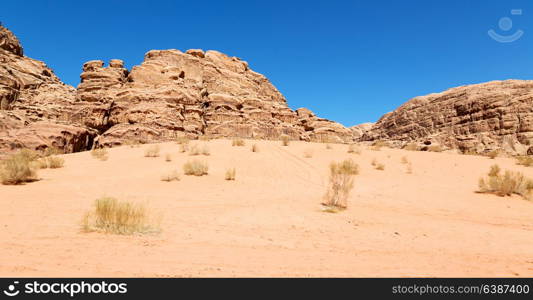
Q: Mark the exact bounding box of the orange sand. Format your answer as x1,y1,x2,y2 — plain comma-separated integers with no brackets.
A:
1,140,532,277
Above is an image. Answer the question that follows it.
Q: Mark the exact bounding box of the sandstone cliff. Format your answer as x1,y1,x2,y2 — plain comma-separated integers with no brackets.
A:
0,25,353,155
363,80,533,155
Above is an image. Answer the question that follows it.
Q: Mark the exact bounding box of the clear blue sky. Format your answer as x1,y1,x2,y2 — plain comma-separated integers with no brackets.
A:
2,0,532,126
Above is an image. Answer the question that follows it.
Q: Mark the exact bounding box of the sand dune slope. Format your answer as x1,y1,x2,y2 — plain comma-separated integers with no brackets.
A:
1,140,532,277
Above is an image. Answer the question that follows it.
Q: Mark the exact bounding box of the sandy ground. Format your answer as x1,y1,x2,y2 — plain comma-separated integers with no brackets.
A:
1,139,533,277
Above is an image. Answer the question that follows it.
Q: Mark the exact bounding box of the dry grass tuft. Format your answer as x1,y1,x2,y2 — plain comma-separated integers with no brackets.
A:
323,159,359,209
371,159,385,170
91,148,109,161
165,153,172,162
225,168,236,181
251,144,259,152
161,170,180,182
478,164,533,200
326,144,332,150
179,143,189,153
516,156,533,167
183,160,209,176
485,150,500,159
144,145,160,158
280,135,290,146
303,149,314,158
232,138,245,147
176,136,190,145
47,156,65,169
0,150,39,185
188,144,210,156
401,156,409,164
403,143,418,151
349,144,361,154
81,197,158,235
427,145,443,152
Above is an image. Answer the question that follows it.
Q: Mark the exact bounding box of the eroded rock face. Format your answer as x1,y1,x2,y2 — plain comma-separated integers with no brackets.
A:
76,49,354,146
0,24,354,155
0,25,96,156
363,80,533,154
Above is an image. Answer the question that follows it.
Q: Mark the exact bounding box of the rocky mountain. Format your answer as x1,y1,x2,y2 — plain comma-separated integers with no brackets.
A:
362,80,533,155
0,25,353,156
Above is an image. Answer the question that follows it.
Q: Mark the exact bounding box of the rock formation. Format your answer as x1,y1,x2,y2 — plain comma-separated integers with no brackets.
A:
362,80,533,155
75,49,353,147
0,25,96,156
0,24,355,156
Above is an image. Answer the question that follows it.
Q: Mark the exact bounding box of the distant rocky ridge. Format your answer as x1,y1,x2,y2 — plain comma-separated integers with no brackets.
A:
362,80,533,155
0,25,352,155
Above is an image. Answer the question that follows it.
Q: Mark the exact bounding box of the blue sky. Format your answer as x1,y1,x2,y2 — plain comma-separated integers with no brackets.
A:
2,0,533,126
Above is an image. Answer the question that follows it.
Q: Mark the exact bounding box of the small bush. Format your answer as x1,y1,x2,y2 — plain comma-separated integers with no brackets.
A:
91,148,108,161
376,163,385,171
326,144,332,150
401,156,409,164
183,160,209,176
406,162,413,174
165,153,172,162
144,145,160,158
478,165,533,200
179,143,189,153
232,138,245,147
516,156,533,167
427,145,443,152
0,151,38,185
161,170,180,182
281,135,290,146
225,168,236,181
198,135,211,141
323,159,359,209
188,144,210,156
304,149,314,158
347,144,361,154
403,143,418,151
486,150,499,159
43,146,63,157
124,140,141,148
251,144,259,152
34,158,49,169
176,136,190,145
47,156,65,169
81,197,158,235
371,140,389,151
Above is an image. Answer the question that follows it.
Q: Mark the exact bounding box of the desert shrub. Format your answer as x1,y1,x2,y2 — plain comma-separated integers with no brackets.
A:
401,156,409,164
43,146,63,157
427,145,443,152
347,144,361,154
34,158,50,169
371,140,389,151
188,144,210,156
183,160,209,176
406,162,413,174
326,144,332,150
165,153,172,162
81,197,157,235
323,159,359,209
225,168,236,181
485,150,499,159
124,140,141,148
144,145,160,158
232,138,245,147
403,143,418,151
251,144,259,152
179,143,189,153
516,156,533,167
478,165,533,200
376,163,385,170
304,149,314,158
280,135,290,146
47,156,65,169
161,170,180,182
176,136,190,145
91,148,108,161
0,151,38,185
17,149,40,161
198,135,211,141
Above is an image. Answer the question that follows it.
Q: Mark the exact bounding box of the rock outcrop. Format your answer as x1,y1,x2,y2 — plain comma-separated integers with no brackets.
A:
75,49,353,146
363,80,533,154
0,25,96,156
0,24,354,156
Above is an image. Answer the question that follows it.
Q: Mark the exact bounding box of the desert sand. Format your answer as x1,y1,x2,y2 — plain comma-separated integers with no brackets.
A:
1,140,532,277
